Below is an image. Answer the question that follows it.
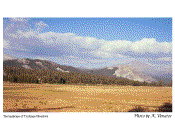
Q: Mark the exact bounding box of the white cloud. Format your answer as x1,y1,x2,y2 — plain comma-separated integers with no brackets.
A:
100,38,172,54
84,37,96,45
10,18,29,22
131,38,156,52
15,30,38,39
92,50,128,59
34,21,49,32
38,32,76,47
115,54,127,58
156,57,172,62
3,39,10,49
93,51,113,58
100,40,131,52
158,42,172,53
131,38,171,53
37,31,103,51
5,19,172,55
22,31,37,38
3,19,172,70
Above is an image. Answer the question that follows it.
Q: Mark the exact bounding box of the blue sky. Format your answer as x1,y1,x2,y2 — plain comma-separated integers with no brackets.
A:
3,17,172,72
29,18,172,42
4,18,171,41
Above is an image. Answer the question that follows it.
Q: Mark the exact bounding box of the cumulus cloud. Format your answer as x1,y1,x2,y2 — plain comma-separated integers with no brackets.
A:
156,57,172,62
131,38,171,53
10,17,28,22
99,38,172,54
34,21,49,32
3,39,10,49
4,19,172,56
91,50,128,59
10,18,29,22
38,32,75,46
3,18,172,70
92,51,113,58
100,40,131,52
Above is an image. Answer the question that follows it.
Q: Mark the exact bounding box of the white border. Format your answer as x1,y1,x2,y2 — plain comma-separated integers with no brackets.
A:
1,0,174,131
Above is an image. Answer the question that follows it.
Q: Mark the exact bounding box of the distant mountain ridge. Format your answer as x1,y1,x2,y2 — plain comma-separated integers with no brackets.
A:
113,65,156,83
3,58,67,72
112,60,172,84
3,58,88,74
3,57,171,84
85,67,118,77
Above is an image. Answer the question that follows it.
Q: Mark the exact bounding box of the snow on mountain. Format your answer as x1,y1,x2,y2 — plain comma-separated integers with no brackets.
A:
3,58,70,73
113,65,157,83
35,61,43,66
107,67,113,70
21,65,32,69
56,67,69,73
127,60,172,76
3,58,171,84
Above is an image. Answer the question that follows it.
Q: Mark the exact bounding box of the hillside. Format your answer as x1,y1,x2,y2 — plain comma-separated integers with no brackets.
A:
3,58,170,86
85,67,118,77
113,65,156,83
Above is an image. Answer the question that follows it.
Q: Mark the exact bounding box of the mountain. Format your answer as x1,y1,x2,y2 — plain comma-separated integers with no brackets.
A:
3,54,17,60
3,57,171,84
128,61,172,77
3,58,68,72
127,61,154,72
128,61,172,84
85,65,157,83
85,67,118,77
3,58,89,75
113,65,156,83
3,58,155,83
86,60,172,84
153,73,172,85
113,60,172,84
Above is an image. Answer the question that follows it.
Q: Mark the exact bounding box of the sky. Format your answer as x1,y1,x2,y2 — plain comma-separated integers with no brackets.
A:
3,17,172,72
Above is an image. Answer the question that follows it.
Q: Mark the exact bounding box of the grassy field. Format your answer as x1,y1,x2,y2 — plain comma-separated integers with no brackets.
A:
3,81,172,112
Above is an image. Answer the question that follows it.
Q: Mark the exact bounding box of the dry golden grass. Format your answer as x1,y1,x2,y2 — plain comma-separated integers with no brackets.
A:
3,81,172,112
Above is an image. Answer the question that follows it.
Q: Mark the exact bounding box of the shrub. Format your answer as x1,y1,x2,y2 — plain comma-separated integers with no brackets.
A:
158,102,172,112
128,106,147,112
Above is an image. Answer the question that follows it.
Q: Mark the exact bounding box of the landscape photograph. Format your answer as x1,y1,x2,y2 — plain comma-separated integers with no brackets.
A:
3,17,172,112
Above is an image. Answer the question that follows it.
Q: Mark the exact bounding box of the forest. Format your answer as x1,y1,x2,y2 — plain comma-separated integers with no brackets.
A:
3,65,171,87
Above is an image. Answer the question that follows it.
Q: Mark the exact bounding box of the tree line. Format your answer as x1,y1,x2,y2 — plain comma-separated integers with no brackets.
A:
3,65,171,86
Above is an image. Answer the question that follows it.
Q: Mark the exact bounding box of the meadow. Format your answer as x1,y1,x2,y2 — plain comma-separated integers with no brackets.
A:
3,81,172,112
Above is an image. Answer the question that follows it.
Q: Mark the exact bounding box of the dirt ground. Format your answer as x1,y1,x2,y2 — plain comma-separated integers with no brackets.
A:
3,81,172,112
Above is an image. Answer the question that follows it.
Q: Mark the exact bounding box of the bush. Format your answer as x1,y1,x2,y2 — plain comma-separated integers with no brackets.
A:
158,102,172,112
128,106,147,112
132,81,141,86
